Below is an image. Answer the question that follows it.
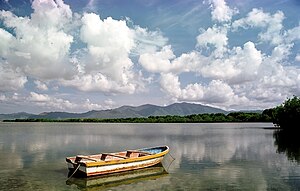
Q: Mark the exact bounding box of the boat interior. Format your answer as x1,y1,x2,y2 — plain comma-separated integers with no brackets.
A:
73,150,153,163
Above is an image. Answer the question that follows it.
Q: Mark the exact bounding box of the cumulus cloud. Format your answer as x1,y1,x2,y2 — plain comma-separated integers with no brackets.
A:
140,4,300,110
296,54,300,62
0,63,27,92
34,80,48,91
132,25,168,54
0,28,13,56
60,73,137,94
82,99,105,110
209,0,238,22
28,92,51,102
0,94,7,101
70,13,168,94
79,13,134,82
27,92,105,111
285,25,300,43
196,26,228,57
141,41,262,84
232,8,285,45
0,0,167,99
1,0,300,112
0,0,75,81
201,41,263,84
160,73,247,108
139,46,207,74
139,45,177,73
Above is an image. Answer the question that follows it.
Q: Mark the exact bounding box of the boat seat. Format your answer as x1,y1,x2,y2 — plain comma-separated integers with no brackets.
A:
75,155,98,162
126,150,152,158
101,153,128,160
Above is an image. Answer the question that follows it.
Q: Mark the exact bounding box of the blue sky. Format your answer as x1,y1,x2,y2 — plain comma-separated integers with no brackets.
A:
0,0,300,114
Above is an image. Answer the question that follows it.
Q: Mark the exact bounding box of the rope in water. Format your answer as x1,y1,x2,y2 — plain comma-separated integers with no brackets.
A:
66,163,81,181
165,152,175,172
168,152,175,161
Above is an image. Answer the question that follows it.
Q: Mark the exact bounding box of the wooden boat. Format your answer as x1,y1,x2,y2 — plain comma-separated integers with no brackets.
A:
66,145,169,177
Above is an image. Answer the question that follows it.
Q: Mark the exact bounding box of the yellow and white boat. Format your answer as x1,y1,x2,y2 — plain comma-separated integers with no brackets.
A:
66,145,169,177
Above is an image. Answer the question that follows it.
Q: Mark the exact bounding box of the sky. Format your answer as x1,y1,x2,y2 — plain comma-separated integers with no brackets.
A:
0,0,300,114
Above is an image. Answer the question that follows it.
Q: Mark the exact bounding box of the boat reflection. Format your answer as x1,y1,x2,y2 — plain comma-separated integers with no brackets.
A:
66,164,168,190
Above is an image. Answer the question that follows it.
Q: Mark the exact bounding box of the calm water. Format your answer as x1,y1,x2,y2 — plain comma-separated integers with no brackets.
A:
0,122,299,191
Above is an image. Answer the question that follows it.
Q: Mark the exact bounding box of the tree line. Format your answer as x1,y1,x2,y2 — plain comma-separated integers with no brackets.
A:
4,95,299,129
263,95,300,130
5,111,271,123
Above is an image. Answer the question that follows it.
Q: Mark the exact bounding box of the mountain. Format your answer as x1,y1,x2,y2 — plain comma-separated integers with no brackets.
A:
0,102,227,120
0,112,33,120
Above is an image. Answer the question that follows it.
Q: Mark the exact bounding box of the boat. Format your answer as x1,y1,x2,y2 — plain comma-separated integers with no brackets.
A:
66,145,170,177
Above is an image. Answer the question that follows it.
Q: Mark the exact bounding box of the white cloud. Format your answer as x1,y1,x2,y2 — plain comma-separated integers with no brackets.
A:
201,41,263,84
0,94,7,101
269,43,293,63
209,0,238,23
27,92,106,111
80,13,134,54
196,26,228,57
0,28,13,56
139,45,178,73
160,73,248,108
104,99,116,108
60,73,137,94
0,91,108,112
34,80,48,91
139,46,207,74
28,92,51,102
296,54,300,62
1,0,167,96
0,0,75,81
146,3,300,110
285,25,300,42
64,12,148,94
232,8,285,45
143,40,262,84
160,73,182,99
1,0,300,112
132,25,168,54
0,63,27,92
31,0,72,29
82,99,104,110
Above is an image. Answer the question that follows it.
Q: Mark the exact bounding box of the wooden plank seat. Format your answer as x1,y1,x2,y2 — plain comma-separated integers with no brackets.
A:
126,150,153,157
101,153,128,160
75,155,98,162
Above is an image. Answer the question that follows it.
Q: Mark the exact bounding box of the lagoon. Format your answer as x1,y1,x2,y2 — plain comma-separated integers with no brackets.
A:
0,122,299,191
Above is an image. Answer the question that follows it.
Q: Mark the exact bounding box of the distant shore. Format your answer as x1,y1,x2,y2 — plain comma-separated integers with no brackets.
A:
2,112,272,123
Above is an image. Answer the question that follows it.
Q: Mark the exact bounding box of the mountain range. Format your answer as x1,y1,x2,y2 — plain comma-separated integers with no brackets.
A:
0,102,250,120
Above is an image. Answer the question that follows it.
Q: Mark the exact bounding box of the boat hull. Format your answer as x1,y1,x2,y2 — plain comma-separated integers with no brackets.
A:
68,156,164,177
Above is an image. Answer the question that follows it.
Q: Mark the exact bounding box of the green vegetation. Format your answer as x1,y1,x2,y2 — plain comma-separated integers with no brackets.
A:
4,112,271,123
270,95,300,163
266,95,300,130
4,96,299,125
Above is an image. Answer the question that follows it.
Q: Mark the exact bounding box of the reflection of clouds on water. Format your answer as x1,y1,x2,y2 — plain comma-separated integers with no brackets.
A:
0,153,24,170
199,165,269,190
0,122,299,190
0,123,291,168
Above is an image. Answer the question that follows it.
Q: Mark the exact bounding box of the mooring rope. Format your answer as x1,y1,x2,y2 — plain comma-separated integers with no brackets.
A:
168,152,175,161
66,163,81,181
165,152,175,172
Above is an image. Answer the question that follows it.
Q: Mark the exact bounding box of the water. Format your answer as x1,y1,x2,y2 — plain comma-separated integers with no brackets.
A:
0,122,299,191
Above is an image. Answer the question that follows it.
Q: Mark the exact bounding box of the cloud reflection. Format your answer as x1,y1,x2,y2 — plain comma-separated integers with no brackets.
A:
0,122,299,190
